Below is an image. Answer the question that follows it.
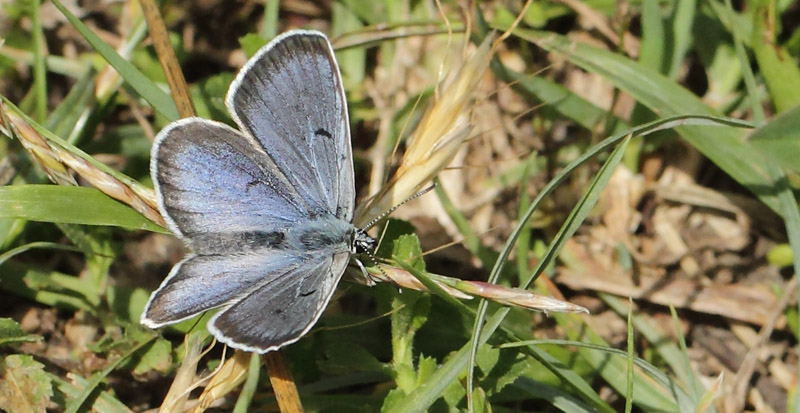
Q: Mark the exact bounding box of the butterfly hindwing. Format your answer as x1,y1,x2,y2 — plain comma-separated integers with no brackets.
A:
141,249,301,327
209,252,350,352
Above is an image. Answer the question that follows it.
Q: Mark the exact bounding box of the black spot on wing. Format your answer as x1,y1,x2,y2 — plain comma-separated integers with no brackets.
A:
315,128,332,139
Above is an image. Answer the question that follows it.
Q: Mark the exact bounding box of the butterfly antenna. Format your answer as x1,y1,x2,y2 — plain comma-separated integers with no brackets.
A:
361,184,436,231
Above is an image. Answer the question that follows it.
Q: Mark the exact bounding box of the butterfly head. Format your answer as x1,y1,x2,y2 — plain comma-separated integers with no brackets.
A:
352,228,377,254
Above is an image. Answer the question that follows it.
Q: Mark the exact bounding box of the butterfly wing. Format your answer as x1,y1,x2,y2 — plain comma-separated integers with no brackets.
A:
141,249,301,327
208,251,350,353
226,30,354,221
152,118,315,238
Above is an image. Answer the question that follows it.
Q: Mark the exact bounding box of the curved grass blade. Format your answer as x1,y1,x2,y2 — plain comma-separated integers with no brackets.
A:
395,115,747,412
501,338,695,407
0,241,84,267
480,132,634,411
64,335,157,413
505,27,775,214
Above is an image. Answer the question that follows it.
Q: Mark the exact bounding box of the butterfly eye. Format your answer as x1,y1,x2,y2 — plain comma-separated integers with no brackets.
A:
352,229,377,254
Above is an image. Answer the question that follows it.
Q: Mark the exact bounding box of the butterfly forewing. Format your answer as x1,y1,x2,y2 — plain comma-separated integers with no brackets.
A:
152,118,311,238
226,30,354,220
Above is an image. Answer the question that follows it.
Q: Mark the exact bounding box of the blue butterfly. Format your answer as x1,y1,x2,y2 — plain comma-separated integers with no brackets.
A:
141,30,374,353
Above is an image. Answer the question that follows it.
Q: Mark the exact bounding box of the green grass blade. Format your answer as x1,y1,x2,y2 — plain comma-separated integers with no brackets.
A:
0,185,165,232
751,2,800,112
640,0,665,71
49,0,179,121
625,302,635,413
763,161,800,413
604,295,704,403
749,104,800,172
233,354,262,413
64,336,156,413
0,241,84,267
667,0,696,79
473,132,631,412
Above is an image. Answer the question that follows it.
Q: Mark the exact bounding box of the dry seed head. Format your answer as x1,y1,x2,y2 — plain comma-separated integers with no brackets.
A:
1,100,164,225
364,265,472,299
355,35,494,228
192,351,251,413
2,105,77,186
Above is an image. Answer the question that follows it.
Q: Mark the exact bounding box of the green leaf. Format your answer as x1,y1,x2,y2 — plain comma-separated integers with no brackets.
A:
0,185,165,232
443,372,467,408
749,104,800,172
0,318,41,347
0,261,99,312
191,73,234,122
391,287,430,393
319,341,388,375
492,352,534,393
416,355,438,386
239,33,267,59
51,374,132,413
0,355,53,413
392,233,425,272
107,285,151,324
116,327,172,375
475,345,499,377
376,218,417,258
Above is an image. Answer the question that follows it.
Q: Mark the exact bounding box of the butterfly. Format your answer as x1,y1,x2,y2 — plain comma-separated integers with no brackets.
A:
141,30,375,353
